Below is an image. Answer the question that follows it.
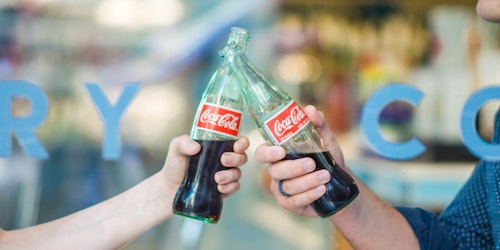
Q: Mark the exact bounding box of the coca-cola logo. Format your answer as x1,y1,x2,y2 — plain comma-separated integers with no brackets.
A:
273,106,305,137
264,101,309,144
196,103,242,137
200,108,240,132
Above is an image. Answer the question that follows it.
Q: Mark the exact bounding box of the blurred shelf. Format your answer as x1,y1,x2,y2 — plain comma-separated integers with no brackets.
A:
279,0,476,16
349,157,475,211
280,0,475,8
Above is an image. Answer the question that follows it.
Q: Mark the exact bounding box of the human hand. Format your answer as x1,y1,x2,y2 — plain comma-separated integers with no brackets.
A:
477,0,500,22
255,105,346,217
162,135,249,198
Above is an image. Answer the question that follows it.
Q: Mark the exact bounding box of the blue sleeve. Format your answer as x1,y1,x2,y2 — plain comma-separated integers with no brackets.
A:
395,206,457,250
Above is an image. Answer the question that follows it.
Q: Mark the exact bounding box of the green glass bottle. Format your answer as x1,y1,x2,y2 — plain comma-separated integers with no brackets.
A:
172,43,243,224
220,27,359,217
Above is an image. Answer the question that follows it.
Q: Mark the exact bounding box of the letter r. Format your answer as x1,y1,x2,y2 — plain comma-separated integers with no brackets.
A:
0,80,48,158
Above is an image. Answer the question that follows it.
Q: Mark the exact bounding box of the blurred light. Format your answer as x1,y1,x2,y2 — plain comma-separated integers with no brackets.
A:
278,53,321,84
123,83,189,155
95,0,185,29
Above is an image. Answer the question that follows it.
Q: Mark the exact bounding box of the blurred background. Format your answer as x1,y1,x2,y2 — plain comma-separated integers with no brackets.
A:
1,0,499,249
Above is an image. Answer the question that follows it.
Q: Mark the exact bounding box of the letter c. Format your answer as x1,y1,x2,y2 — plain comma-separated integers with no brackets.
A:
360,83,425,160
461,85,500,161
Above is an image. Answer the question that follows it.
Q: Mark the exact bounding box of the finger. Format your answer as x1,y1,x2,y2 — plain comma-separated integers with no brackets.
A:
170,135,201,156
218,182,241,197
254,143,286,163
214,168,242,185
163,135,197,169
304,105,334,143
271,169,330,196
303,105,345,167
233,136,250,153
221,151,248,167
163,135,199,183
274,184,326,216
267,157,316,180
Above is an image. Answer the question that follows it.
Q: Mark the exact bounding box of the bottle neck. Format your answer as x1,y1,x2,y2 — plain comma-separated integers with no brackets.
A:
219,45,250,94
220,45,291,122
227,27,250,52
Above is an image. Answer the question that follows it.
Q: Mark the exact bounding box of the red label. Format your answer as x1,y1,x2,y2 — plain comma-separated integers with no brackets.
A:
264,101,310,145
195,103,242,138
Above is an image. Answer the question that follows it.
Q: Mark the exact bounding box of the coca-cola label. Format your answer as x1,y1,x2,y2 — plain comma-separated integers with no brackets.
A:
195,103,242,138
264,101,310,145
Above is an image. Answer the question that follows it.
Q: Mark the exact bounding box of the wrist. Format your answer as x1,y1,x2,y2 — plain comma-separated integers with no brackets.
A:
150,172,177,220
330,192,361,224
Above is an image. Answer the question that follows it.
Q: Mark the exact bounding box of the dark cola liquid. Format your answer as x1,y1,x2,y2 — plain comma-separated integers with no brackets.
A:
284,151,359,217
173,139,235,224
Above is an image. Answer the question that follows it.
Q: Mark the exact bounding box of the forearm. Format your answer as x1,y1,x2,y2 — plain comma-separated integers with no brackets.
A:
2,172,175,250
330,180,419,250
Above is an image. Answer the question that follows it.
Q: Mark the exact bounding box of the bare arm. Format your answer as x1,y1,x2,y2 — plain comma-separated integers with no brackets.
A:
0,135,249,250
255,105,418,250
329,178,418,249
1,172,172,250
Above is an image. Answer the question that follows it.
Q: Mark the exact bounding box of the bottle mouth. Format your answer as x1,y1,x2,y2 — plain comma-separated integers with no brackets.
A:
219,27,250,58
230,27,250,36
227,26,250,48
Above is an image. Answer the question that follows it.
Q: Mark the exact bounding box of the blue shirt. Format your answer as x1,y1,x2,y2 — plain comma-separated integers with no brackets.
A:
397,109,500,249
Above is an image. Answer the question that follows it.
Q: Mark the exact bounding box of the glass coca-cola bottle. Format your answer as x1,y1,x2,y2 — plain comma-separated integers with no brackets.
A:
220,27,358,217
172,54,243,223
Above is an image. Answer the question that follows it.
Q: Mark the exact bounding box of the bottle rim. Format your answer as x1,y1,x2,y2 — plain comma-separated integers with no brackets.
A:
226,26,250,51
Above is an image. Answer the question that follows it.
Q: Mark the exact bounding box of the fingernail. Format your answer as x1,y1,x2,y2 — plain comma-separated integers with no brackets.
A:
222,154,233,164
318,172,329,182
215,172,226,182
315,185,325,194
234,141,242,152
303,159,314,171
189,142,199,151
273,149,283,158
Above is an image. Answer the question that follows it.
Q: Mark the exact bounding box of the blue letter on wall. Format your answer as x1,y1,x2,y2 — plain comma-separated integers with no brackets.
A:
360,83,425,160
461,85,500,161
0,80,48,158
86,83,141,160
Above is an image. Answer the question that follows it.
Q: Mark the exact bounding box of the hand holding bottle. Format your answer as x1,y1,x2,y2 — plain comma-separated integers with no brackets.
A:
164,135,248,199
254,105,352,217
172,30,246,224
220,27,358,217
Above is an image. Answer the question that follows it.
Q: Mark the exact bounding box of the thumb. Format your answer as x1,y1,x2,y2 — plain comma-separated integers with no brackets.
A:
303,105,345,167
162,135,200,183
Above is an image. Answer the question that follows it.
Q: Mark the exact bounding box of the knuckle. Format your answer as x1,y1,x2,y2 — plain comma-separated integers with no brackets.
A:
267,166,278,178
289,197,304,209
278,198,290,209
169,136,180,147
